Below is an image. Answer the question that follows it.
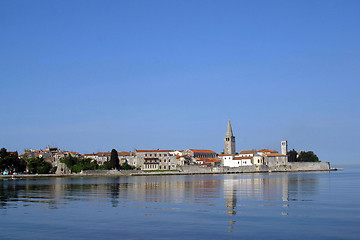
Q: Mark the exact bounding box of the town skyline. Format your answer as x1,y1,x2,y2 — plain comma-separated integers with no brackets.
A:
1,1,359,166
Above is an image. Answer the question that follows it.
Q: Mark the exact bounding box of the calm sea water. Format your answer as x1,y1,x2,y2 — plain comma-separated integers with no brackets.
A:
0,168,359,240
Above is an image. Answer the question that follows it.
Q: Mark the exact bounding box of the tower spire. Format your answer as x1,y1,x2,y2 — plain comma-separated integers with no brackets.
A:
224,120,236,155
226,120,233,136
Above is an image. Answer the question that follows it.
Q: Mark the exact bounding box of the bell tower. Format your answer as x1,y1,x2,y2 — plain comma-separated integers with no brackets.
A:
224,120,235,155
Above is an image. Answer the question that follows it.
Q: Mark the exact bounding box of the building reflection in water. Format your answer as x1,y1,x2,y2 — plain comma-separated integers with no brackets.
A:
223,173,319,232
0,173,319,221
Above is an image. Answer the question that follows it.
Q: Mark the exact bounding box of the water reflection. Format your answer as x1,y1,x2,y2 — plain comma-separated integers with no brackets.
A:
0,173,319,213
223,174,319,216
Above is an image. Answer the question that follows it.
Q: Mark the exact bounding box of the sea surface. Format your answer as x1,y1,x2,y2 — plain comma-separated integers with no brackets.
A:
0,168,359,240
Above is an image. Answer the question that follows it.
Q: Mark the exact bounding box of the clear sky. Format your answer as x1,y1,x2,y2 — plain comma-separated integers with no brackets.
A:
1,0,359,166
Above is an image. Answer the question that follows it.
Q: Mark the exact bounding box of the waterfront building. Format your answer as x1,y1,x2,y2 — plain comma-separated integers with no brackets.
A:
183,149,217,164
183,149,217,158
169,150,187,166
224,120,236,155
257,149,278,156
233,156,253,166
252,153,264,165
135,150,177,170
264,153,288,167
95,152,111,165
118,151,135,165
200,158,221,167
83,153,96,161
219,154,234,167
238,150,256,157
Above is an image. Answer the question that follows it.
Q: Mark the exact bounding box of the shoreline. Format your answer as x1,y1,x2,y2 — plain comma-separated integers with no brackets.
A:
0,167,341,179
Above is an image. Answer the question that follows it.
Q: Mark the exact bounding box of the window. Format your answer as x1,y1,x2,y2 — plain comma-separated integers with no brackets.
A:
145,154,147,156
150,154,152,156
154,154,157,157
159,166,161,169
159,154,161,156
164,154,167,156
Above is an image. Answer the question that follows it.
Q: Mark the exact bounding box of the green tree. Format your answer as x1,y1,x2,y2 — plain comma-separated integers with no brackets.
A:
99,161,111,170
120,162,135,170
61,156,98,173
26,157,52,174
110,149,120,170
0,148,26,172
287,149,298,162
298,151,319,162
61,154,77,169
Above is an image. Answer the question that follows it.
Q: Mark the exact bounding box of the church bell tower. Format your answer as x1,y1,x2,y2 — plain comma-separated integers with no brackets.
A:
224,120,236,155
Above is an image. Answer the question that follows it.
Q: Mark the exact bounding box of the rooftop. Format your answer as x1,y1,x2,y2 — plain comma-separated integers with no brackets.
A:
189,149,216,153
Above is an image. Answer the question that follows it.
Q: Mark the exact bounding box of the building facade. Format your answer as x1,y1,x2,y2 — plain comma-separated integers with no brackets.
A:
135,150,177,170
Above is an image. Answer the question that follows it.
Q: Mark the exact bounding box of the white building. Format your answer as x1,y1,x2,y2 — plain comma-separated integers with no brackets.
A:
238,150,256,157
219,154,234,167
233,156,253,166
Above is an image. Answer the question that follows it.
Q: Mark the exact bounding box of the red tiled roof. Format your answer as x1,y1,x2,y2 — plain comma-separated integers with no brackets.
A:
97,152,111,156
206,159,220,163
195,158,220,162
135,150,173,153
118,151,131,156
201,162,211,165
218,154,234,156
257,149,278,153
189,149,216,153
201,162,212,165
239,150,256,154
234,156,252,160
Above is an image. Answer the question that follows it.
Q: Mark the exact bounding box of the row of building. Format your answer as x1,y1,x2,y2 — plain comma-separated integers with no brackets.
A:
19,121,289,171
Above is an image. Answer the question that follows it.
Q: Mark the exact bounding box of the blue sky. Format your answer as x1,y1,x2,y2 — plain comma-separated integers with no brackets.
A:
1,0,359,166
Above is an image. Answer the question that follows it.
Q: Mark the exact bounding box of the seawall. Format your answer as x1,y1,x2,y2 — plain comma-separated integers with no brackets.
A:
0,162,331,178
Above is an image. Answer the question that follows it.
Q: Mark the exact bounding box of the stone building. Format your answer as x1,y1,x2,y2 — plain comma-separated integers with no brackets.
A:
264,153,288,167
118,151,135,165
183,149,217,164
281,140,288,155
134,150,177,170
257,149,278,156
224,120,236,155
183,149,217,158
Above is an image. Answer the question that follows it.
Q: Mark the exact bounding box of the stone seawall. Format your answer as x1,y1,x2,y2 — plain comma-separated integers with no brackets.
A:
80,170,142,175
179,162,330,174
0,162,331,179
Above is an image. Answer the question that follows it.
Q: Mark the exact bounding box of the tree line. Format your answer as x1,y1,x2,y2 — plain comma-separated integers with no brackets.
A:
287,149,319,162
60,149,135,173
0,147,134,175
0,148,54,174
